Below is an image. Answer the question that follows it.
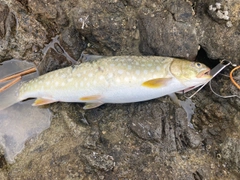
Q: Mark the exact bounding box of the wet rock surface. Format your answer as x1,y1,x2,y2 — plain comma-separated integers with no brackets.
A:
0,0,239,179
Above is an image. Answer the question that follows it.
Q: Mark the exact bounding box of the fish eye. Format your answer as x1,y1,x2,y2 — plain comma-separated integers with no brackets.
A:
195,62,202,68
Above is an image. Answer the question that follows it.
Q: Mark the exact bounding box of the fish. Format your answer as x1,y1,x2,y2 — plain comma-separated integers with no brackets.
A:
0,56,211,110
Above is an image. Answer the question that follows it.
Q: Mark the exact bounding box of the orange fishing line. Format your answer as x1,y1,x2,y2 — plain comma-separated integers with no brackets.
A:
0,76,21,93
230,66,240,90
0,67,36,83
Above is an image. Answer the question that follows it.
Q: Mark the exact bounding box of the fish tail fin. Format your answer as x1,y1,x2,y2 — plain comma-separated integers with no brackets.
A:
0,59,38,110
0,80,22,111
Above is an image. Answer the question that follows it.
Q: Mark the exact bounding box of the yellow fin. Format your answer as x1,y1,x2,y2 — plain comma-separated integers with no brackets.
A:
83,103,104,110
32,98,56,106
80,95,102,101
142,78,172,88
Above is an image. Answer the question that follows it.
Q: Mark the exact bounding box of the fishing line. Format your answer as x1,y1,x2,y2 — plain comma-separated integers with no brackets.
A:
230,66,240,90
209,80,240,99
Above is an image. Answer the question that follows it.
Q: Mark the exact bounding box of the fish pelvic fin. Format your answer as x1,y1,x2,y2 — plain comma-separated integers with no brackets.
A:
80,94,103,109
80,95,102,101
83,103,104,109
142,78,172,88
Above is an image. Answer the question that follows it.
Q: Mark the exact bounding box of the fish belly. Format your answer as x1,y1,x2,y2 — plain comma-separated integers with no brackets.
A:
100,78,186,103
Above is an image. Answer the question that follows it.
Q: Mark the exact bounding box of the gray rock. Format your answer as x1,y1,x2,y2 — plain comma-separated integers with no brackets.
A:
0,0,239,179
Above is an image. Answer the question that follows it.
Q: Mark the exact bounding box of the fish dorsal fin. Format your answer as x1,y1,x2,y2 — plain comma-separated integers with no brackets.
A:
83,103,104,109
142,78,172,88
80,54,104,62
32,98,57,106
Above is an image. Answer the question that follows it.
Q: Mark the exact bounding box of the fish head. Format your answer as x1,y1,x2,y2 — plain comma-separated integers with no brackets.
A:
170,59,212,87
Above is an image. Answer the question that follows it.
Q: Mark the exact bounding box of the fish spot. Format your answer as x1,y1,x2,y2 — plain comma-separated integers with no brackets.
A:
144,70,148,74
68,78,73,82
93,80,97,85
110,63,115,67
46,81,50,86
99,75,104,80
132,76,136,81
156,66,160,71
77,73,81,77
61,82,65,86
135,70,140,75
55,82,59,86
118,70,124,74
61,74,66,78
124,77,129,82
128,65,132,70
108,73,113,78
87,82,90,87
88,73,93,77
80,82,83,87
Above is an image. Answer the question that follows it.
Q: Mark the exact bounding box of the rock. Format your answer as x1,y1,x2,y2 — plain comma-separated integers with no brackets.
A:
0,0,239,179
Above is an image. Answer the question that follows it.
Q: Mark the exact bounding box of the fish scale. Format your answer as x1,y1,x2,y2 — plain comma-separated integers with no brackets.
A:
0,56,211,110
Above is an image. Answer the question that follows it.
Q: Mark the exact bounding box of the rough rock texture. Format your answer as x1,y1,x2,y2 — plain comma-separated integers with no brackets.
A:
0,0,240,179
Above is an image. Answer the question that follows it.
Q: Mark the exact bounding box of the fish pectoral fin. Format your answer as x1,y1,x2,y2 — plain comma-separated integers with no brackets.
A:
168,93,181,106
83,102,104,110
32,98,57,106
142,78,172,88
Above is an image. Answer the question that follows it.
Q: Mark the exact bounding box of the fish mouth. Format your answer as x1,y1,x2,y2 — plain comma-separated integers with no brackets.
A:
197,68,212,79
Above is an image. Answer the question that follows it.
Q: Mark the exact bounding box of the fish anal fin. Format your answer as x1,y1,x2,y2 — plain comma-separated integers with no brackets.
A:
80,95,102,101
32,98,56,106
83,103,104,110
142,78,172,88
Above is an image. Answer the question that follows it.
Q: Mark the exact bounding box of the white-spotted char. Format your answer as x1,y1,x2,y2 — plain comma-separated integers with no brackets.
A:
0,56,211,110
